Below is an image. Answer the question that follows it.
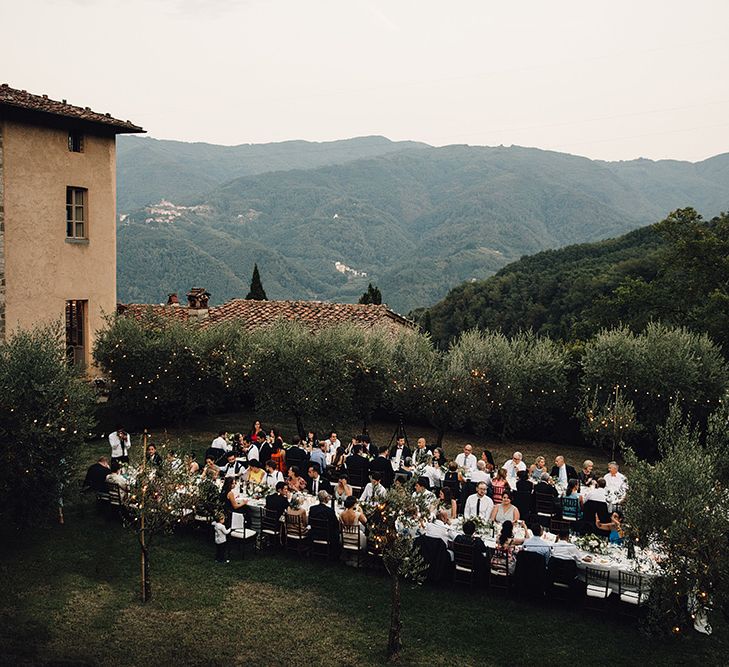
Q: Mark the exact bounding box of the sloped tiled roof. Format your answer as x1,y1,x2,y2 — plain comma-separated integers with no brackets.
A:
118,299,415,332
0,84,144,133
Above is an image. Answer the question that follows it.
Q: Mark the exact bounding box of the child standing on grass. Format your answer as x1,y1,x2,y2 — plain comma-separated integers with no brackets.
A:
213,513,231,563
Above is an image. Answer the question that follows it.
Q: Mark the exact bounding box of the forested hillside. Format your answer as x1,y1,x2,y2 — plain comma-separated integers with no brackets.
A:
117,141,729,313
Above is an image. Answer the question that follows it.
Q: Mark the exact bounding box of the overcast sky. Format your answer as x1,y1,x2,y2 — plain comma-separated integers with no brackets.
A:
2,0,728,161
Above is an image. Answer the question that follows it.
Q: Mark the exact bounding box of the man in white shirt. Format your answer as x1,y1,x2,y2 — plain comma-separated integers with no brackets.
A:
469,460,492,485
389,436,410,469
219,452,245,478
585,478,608,503
210,431,231,453
424,510,456,547
523,523,552,563
109,428,131,463
463,482,494,520
262,460,284,488
604,462,628,492
455,444,477,473
360,472,387,502
551,529,581,561
105,460,129,498
325,431,341,453
413,437,432,465
503,451,527,482
241,441,259,466
421,456,442,489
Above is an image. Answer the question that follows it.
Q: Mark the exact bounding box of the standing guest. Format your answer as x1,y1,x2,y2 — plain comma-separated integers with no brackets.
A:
360,471,387,502
104,463,127,496
523,523,552,563
503,452,527,483
82,457,111,493
604,462,628,493
490,490,520,524
285,436,309,471
491,468,508,504
334,473,353,503
309,441,328,476
307,464,332,496
210,431,230,454
248,420,265,443
455,444,478,473
265,481,290,520
200,455,220,480
578,459,597,486
287,466,307,493
550,456,577,485
257,433,274,468
109,428,131,464
146,444,162,466
270,439,287,474
212,513,232,563
368,445,395,488
439,487,458,519
262,460,284,488
529,456,549,483
413,437,432,465
389,436,411,469
463,482,494,520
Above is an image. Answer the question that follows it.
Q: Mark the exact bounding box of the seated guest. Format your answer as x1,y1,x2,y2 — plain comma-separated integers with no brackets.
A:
464,482,494,520
324,431,342,453
443,461,461,493
424,509,455,547
105,460,129,497
438,487,458,519
306,464,332,496
285,492,308,524
285,436,309,470
200,456,220,480
551,529,581,561
490,490,520,524
304,430,319,450
265,481,291,520
308,491,339,547
331,446,347,474
454,520,488,559
529,455,549,483
515,469,532,493
340,496,367,548
503,451,527,483
490,519,518,575
455,444,477,473
585,477,607,503
287,466,307,493
604,461,628,493
413,437,432,465
523,522,552,563
562,479,583,519
596,510,624,545
534,473,558,498
82,457,111,493
188,453,200,475
309,441,328,476
209,430,231,455
469,460,492,485
491,468,508,503
432,447,446,468
401,457,416,479
480,448,495,470
360,471,387,502
221,477,248,526
246,460,265,485
578,459,596,486
146,444,162,466
368,445,394,488
421,455,443,489
262,460,284,488
550,456,578,486
334,474,352,503
219,451,244,478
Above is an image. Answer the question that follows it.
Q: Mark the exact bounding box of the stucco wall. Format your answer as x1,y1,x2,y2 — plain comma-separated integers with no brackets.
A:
1,119,116,368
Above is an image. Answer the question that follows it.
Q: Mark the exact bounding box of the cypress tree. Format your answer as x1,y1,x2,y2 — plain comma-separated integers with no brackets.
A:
246,264,268,300
358,283,382,305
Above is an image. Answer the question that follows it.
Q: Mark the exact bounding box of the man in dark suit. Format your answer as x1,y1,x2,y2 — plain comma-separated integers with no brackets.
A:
82,457,111,493
362,435,379,458
345,444,370,487
308,491,340,553
265,481,290,520
369,445,395,488
550,456,578,485
388,436,411,468
306,464,332,496
453,520,489,577
535,473,558,498
285,435,309,471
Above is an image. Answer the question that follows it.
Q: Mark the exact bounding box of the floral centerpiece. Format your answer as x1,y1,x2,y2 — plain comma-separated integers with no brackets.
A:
573,534,610,555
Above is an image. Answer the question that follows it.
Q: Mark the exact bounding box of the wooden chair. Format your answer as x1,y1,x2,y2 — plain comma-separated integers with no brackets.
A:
547,557,577,601
284,513,310,557
489,548,511,593
340,523,366,567
561,497,581,524
584,566,612,611
513,550,547,599
229,512,257,559
536,493,557,523
618,571,649,615
491,483,506,505
260,508,283,548
453,541,477,586
550,519,571,535
309,517,334,559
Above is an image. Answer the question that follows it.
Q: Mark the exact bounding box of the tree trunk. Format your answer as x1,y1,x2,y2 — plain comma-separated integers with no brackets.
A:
295,413,305,439
387,573,402,662
436,427,444,447
362,415,369,436
141,542,151,602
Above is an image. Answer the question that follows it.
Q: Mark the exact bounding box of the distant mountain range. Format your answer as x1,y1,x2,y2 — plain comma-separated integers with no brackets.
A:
116,135,729,312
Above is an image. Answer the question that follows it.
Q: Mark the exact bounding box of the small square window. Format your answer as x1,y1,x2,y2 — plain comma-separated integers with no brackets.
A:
68,131,84,152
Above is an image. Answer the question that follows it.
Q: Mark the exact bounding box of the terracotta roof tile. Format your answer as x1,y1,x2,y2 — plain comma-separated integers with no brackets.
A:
0,84,144,133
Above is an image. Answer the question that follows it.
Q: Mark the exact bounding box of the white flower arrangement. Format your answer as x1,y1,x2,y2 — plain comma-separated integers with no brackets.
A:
574,534,610,555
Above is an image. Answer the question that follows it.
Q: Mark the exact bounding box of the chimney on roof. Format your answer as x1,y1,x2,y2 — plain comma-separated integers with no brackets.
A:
186,287,210,320
167,293,179,306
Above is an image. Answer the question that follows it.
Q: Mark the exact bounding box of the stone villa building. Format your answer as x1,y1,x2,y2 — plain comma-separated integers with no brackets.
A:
0,85,143,368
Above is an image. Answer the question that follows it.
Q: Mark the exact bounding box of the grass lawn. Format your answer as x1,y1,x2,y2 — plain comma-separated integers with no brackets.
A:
2,410,723,665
